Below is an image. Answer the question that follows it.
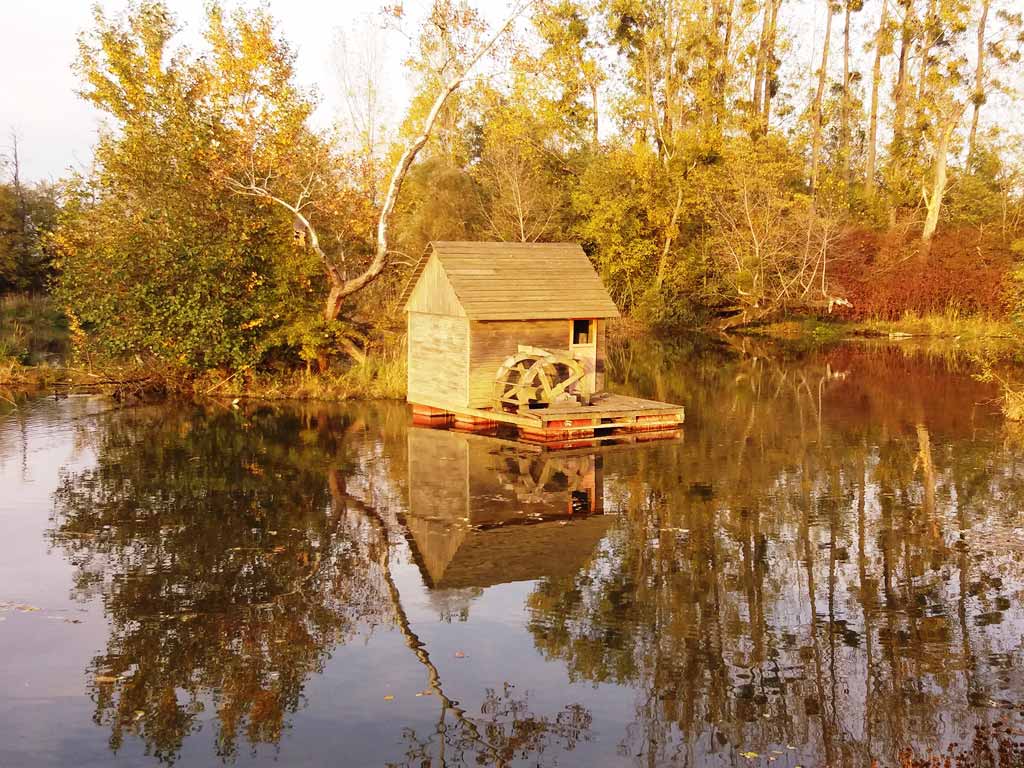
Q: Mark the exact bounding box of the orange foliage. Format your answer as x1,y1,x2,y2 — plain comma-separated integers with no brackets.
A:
828,227,1013,320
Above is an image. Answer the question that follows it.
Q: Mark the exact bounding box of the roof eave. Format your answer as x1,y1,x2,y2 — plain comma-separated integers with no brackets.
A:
466,309,621,321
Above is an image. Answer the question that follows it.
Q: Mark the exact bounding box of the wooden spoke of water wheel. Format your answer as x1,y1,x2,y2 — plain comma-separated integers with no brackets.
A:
493,346,587,411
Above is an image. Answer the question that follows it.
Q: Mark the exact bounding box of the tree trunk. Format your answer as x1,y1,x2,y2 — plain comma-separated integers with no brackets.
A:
891,0,914,150
967,0,991,165
714,0,736,127
916,424,936,519
655,184,685,290
916,0,938,106
810,0,834,195
762,0,782,131
921,117,957,247
865,0,889,199
321,4,528,320
752,0,772,129
841,2,852,188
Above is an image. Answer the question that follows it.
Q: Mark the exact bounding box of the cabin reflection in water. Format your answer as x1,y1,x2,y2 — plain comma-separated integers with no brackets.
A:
404,427,611,590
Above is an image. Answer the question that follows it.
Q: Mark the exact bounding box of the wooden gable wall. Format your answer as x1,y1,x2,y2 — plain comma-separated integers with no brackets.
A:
405,254,464,317
405,254,471,409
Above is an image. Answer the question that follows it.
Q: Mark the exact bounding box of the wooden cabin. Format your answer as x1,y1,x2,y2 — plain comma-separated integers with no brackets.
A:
400,241,684,442
401,241,619,410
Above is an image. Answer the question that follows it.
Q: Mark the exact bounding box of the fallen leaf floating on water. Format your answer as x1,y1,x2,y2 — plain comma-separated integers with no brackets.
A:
741,752,759,760
383,695,394,701
454,651,466,659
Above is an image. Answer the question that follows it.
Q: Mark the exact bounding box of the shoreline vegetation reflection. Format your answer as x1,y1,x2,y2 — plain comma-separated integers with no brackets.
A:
18,338,1024,766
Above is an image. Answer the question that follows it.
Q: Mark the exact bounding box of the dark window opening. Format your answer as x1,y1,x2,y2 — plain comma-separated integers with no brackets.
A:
572,319,593,345
570,490,592,514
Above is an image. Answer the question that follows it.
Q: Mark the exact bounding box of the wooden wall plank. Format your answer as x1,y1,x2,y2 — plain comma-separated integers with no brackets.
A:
467,319,569,408
407,312,470,408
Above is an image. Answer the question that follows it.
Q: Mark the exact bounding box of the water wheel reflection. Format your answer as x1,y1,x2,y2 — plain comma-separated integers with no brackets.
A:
404,427,608,591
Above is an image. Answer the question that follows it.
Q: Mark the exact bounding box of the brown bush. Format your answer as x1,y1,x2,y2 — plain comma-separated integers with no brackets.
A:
827,226,1013,320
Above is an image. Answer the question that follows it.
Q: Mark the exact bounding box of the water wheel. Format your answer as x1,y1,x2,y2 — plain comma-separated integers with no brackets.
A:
493,346,588,411
494,453,597,514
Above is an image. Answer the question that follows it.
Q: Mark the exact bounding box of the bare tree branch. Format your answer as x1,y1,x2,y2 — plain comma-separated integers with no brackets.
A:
323,0,536,319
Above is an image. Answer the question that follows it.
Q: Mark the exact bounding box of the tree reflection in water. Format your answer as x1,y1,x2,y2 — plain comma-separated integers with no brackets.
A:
527,338,1024,766
48,405,394,759
389,684,592,768
41,339,1024,766
48,402,593,765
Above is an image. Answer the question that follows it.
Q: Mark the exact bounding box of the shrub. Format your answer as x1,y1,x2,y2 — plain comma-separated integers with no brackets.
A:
829,227,1012,320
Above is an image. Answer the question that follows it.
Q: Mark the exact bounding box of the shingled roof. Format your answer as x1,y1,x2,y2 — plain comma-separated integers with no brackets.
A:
400,241,620,320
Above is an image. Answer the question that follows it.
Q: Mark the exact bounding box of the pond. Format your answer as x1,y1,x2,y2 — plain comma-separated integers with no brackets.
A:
1,337,1022,768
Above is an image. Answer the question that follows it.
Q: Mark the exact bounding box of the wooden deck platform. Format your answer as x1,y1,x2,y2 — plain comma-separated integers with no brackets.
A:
411,392,684,445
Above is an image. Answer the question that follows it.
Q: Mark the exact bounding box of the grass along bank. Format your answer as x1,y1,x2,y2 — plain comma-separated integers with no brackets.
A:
196,349,407,402
1,351,408,402
0,294,68,365
744,310,1019,345
847,310,1016,340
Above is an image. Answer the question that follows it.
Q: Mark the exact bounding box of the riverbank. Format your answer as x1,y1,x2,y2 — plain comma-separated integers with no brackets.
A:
0,294,407,402
0,354,408,403
741,311,1020,347
4,295,1020,405
194,353,407,402
0,294,68,364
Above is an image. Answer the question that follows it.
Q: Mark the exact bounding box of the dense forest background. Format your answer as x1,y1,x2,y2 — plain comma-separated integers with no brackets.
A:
2,0,1023,379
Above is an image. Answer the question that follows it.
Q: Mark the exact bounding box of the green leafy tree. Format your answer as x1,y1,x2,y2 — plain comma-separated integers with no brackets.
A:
53,2,335,371
0,136,58,293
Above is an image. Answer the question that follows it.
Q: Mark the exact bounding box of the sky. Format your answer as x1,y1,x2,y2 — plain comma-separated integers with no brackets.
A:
1,0,511,183
4,0,1013,184
1,0,831,185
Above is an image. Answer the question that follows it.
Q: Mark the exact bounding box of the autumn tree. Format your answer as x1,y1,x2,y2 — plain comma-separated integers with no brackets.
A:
54,2,349,371
864,0,891,200
0,135,58,293
46,0,1024,341
234,0,531,323
751,0,784,135
472,86,571,242
915,0,972,247
533,0,605,147
809,0,837,196
593,0,744,308
966,0,1023,164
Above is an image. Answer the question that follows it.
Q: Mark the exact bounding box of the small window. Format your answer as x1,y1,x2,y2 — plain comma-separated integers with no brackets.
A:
572,319,593,345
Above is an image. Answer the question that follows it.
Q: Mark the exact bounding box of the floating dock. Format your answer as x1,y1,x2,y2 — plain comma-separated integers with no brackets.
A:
412,391,684,447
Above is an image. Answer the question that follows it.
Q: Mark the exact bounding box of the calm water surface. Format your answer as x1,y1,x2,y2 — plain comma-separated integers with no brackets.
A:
1,338,1023,767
